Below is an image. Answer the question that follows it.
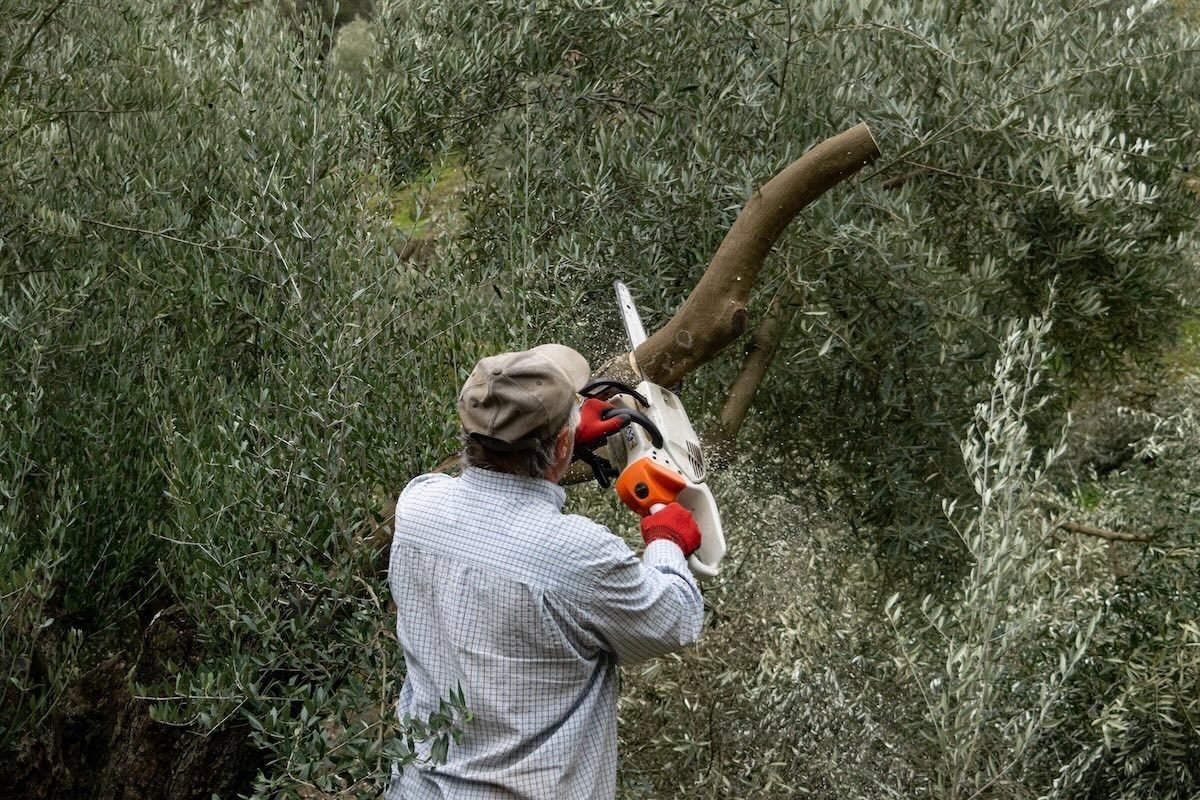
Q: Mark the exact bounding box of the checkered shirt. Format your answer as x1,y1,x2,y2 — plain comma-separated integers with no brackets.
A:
385,467,704,800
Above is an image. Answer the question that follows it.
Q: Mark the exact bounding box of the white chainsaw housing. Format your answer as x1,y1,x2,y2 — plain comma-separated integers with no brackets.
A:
607,381,726,579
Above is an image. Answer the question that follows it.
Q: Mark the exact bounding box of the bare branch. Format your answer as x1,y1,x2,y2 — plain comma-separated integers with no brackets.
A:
631,122,880,387
0,0,70,96
433,453,459,473
428,126,882,490
79,216,268,255
560,460,597,487
710,294,793,457
1058,521,1150,544
881,165,934,191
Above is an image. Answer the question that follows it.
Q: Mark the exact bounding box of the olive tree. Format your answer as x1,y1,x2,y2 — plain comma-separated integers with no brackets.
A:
2,1,484,796
440,0,1199,563
4,0,1199,798
386,1,1200,797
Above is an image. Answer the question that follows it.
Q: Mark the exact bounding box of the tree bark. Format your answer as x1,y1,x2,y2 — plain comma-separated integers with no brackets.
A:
2,608,263,800
630,122,879,387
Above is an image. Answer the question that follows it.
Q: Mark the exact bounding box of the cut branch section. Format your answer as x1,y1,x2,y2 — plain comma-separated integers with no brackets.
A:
632,122,880,387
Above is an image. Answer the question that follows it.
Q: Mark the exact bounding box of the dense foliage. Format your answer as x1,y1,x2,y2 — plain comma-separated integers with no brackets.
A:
1,1,488,792
436,0,1200,562
2,0,1198,798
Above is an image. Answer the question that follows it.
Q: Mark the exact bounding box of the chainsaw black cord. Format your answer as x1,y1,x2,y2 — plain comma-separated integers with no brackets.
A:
572,446,618,488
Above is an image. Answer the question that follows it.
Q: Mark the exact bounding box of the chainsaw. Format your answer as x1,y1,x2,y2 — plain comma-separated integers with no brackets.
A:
574,281,727,579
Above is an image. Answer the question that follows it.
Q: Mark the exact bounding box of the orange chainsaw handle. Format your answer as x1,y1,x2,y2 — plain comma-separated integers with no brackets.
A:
614,457,687,517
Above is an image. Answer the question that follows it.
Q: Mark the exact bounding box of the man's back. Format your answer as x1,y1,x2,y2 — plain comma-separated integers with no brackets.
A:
387,467,703,800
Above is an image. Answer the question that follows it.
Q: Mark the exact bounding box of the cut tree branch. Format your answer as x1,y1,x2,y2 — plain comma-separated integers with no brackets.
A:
630,123,880,387
430,125,881,491
386,126,884,545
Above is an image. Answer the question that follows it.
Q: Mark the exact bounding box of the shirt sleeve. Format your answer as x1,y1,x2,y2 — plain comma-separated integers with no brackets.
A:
578,533,705,666
397,472,452,505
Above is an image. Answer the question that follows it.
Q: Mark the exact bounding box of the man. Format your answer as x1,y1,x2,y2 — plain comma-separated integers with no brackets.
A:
386,343,705,800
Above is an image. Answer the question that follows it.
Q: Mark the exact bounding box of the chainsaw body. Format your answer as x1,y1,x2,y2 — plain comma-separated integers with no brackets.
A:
575,280,726,579
605,380,726,578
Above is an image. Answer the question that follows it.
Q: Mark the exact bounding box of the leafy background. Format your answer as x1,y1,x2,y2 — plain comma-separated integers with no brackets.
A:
1,0,1198,798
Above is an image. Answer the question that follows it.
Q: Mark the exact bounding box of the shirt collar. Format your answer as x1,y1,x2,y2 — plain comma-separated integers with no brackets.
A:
461,466,567,509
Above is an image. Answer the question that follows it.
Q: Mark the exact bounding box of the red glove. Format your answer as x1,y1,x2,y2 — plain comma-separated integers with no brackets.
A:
575,398,629,448
640,502,702,557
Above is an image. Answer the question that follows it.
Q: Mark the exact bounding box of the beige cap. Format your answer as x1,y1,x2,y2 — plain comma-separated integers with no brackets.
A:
458,344,591,451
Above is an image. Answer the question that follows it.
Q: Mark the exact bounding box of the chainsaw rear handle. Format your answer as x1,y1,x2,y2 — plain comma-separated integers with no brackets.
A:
614,457,685,517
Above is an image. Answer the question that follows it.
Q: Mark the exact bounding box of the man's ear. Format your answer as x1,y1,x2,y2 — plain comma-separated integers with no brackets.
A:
555,425,573,461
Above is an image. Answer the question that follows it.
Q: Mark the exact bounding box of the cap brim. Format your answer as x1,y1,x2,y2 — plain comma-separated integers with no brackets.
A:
530,343,591,391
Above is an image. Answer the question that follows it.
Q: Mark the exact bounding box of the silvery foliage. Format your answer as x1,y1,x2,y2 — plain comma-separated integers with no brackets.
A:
636,318,1103,800
886,315,1107,799
432,0,1200,562
609,325,1196,800
1,0,487,794
1040,370,1200,800
608,472,927,799
877,320,1198,800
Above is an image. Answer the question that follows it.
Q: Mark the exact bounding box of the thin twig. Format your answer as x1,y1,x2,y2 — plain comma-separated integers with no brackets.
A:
1058,521,1150,543
881,166,934,191
51,105,179,116
79,216,269,255
0,0,71,96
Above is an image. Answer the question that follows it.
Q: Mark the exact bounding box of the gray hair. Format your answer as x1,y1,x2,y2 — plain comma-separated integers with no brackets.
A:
461,404,580,479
